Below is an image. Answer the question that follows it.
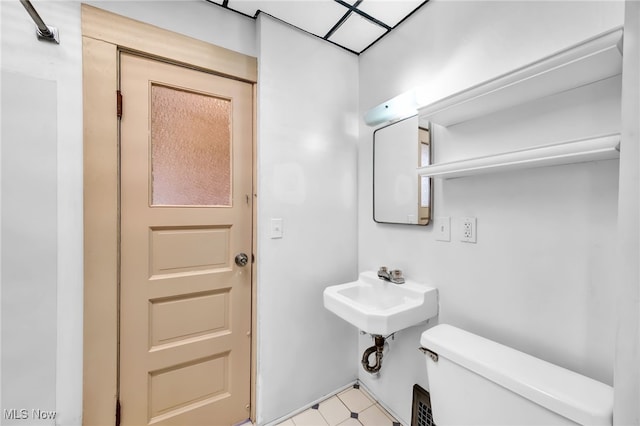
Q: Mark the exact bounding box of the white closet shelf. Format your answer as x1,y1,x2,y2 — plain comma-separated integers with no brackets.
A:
417,134,620,179
418,28,623,127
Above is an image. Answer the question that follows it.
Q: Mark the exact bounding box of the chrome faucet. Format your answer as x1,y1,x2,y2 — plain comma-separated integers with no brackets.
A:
377,266,391,281
377,266,405,284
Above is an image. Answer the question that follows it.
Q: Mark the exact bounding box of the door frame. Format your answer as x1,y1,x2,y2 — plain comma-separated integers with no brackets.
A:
81,5,258,425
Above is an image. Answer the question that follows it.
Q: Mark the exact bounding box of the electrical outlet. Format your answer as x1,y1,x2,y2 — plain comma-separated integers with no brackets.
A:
461,217,477,243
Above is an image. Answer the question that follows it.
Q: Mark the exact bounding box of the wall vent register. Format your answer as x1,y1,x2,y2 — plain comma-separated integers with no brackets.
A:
412,384,436,426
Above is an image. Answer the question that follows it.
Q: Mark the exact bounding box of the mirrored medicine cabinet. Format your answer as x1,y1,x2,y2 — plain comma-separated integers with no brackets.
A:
373,115,432,226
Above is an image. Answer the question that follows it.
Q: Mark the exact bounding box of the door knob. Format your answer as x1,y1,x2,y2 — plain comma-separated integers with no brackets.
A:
235,253,249,267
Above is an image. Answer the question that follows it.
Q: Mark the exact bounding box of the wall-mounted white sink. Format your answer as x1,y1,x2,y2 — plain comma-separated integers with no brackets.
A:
323,271,438,335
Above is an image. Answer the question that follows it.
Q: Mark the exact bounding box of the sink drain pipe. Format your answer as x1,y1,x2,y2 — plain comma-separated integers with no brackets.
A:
361,335,385,373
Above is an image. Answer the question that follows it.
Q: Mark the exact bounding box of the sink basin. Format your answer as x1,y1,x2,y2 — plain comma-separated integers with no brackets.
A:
323,271,438,335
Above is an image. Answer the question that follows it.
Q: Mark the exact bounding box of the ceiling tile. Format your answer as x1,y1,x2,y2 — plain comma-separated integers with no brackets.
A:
229,0,349,38
328,12,387,53
357,0,424,27
226,0,261,17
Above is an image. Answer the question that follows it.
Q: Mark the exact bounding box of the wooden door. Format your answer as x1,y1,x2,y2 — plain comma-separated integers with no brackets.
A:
119,53,253,426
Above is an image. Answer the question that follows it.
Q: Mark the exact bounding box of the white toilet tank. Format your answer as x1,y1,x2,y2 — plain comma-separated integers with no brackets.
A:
420,325,613,426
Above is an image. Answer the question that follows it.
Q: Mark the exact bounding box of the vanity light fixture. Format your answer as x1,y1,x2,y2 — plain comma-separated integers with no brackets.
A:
364,89,418,126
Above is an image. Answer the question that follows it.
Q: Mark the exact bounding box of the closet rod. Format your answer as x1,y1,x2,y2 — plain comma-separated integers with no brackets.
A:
19,0,59,44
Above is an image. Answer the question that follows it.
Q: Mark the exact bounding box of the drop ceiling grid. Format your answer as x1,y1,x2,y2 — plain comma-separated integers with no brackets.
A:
228,0,348,38
329,12,387,53
209,0,429,54
358,0,424,27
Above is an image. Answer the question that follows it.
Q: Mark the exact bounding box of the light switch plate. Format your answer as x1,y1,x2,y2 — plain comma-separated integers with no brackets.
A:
435,217,451,242
270,218,283,239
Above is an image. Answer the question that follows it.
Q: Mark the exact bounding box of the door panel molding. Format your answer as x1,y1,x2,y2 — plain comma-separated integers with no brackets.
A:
82,5,257,425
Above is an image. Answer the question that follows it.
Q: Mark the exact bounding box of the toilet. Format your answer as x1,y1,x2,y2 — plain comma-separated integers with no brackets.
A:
420,324,613,425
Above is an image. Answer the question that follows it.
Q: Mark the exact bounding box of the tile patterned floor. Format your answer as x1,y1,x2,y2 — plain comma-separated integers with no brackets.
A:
276,384,400,426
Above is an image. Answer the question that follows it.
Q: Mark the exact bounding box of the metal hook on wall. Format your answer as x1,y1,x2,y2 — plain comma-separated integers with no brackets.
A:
19,0,60,44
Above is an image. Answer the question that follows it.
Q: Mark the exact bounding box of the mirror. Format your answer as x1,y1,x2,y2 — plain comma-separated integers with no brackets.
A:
373,115,432,225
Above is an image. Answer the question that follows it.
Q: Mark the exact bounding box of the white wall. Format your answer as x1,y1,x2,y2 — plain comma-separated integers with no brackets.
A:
358,1,625,424
0,2,255,425
614,1,640,423
1,3,83,424
255,14,359,425
2,71,58,426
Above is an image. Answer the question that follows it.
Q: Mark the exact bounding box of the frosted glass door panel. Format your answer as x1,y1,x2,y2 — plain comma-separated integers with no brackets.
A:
151,84,232,206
